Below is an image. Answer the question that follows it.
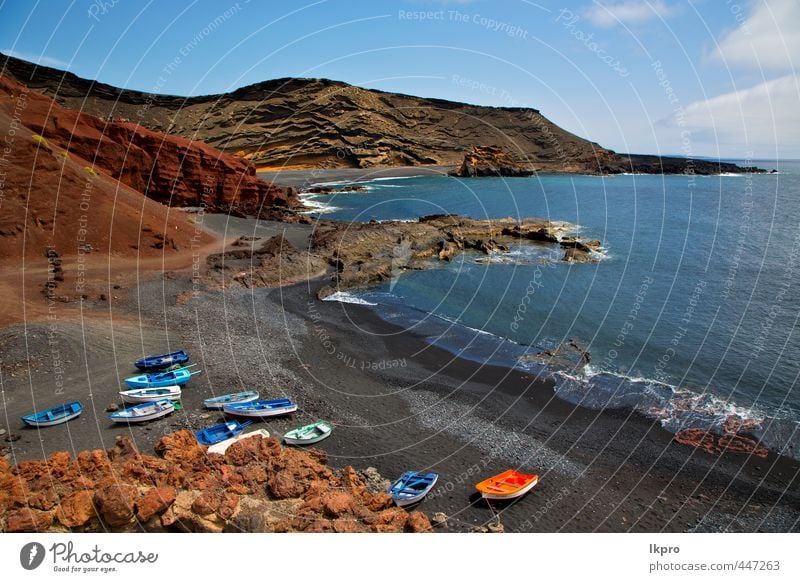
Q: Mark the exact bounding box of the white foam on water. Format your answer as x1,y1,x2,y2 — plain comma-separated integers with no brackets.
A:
298,194,340,214
321,291,378,306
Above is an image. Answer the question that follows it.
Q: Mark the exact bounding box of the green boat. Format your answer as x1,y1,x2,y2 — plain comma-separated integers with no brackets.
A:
282,420,332,445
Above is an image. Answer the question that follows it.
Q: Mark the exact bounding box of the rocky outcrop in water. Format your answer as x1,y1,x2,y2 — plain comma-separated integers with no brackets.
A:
673,415,769,459
449,146,534,177
0,430,432,533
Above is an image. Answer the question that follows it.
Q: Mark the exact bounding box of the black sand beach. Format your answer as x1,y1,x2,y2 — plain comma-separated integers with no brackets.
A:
1,213,798,533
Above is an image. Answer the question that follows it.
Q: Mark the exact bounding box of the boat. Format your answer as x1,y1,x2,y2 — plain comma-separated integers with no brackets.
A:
134,350,189,371
109,399,175,424
119,386,182,404
195,420,253,446
283,420,332,445
21,402,83,427
223,397,298,418
207,429,270,455
203,390,259,410
123,366,200,389
387,471,438,507
475,469,539,501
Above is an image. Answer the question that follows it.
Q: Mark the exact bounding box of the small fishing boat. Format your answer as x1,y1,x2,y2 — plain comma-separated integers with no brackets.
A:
387,471,438,507
119,386,182,404
207,429,270,455
109,399,175,424
195,420,253,446
283,420,332,445
203,390,259,410
123,366,200,389
223,397,298,418
134,350,190,371
476,469,539,501
21,402,83,427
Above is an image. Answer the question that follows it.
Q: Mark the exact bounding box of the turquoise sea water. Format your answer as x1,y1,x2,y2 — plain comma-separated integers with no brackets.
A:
304,161,800,456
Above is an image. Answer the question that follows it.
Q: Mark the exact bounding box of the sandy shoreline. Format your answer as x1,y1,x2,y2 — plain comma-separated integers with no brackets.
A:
2,232,798,531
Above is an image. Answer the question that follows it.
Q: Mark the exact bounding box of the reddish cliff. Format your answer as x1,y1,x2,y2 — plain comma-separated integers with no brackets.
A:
0,75,296,214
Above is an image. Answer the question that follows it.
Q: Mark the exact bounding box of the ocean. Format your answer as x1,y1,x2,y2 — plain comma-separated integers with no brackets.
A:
303,161,800,458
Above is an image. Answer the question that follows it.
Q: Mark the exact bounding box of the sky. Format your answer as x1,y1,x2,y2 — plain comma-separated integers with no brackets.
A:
1,0,798,159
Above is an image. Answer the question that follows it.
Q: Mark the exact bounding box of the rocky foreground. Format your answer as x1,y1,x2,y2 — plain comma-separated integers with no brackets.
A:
0,430,432,533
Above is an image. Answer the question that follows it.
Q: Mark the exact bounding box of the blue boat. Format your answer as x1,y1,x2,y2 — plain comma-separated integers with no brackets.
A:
387,471,439,507
223,397,298,418
21,402,83,427
203,390,259,410
124,366,200,389
195,420,253,445
134,350,190,371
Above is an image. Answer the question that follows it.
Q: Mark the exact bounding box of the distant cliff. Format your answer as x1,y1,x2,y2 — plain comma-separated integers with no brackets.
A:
1,53,764,175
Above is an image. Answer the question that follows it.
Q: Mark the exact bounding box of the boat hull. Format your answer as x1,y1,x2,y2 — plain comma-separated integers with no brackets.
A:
135,350,189,371
119,386,181,404
283,422,332,445
203,391,259,410
110,401,175,424
388,472,438,507
224,404,298,418
22,411,82,427
479,477,539,500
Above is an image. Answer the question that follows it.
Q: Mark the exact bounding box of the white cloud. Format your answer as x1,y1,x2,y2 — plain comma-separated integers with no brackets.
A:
661,74,800,157
1,49,70,70
584,0,674,28
711,0,800,71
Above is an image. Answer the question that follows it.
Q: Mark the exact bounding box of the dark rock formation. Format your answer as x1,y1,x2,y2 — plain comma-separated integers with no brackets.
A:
449,146,534,177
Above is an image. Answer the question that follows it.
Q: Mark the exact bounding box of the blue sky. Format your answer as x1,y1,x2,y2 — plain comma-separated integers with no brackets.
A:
1,0,798,158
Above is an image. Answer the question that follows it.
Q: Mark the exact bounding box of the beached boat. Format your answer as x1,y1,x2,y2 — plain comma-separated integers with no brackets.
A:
476,469,539,501
123,366,200,389
203,390,259,410
195,420,252,445
109,399,175,424
223,397,298,418
21,402,83,427
283,420,332,445
119,386,182,404
387,471,438,507
207,428,270,455
134,350,189,371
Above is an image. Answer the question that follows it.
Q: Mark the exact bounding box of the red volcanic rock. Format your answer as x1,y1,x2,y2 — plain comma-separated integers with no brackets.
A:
1,430,429,533
5,507,54,532
154,430,207,464
0,76,295,215
673,428,769,459
55,490,96,528
406,511,434,533
136,487,177,522
93,484,140,527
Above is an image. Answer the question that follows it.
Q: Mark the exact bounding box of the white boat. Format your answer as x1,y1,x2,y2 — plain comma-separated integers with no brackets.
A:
109,399,175,423
283,421,332,445
203,390,259,410
207,428,270,455
119,385,182,404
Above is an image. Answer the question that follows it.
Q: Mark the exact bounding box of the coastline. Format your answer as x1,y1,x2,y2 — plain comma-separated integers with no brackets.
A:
2,245,798,531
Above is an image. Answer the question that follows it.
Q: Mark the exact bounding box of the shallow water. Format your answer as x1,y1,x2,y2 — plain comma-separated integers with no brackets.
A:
308,161,800,456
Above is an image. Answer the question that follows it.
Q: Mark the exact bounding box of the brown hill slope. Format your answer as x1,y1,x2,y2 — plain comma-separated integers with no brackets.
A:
0,54,657,174
2,53,763,175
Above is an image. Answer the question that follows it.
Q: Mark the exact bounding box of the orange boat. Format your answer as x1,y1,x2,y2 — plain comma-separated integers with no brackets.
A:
476,469,539,500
